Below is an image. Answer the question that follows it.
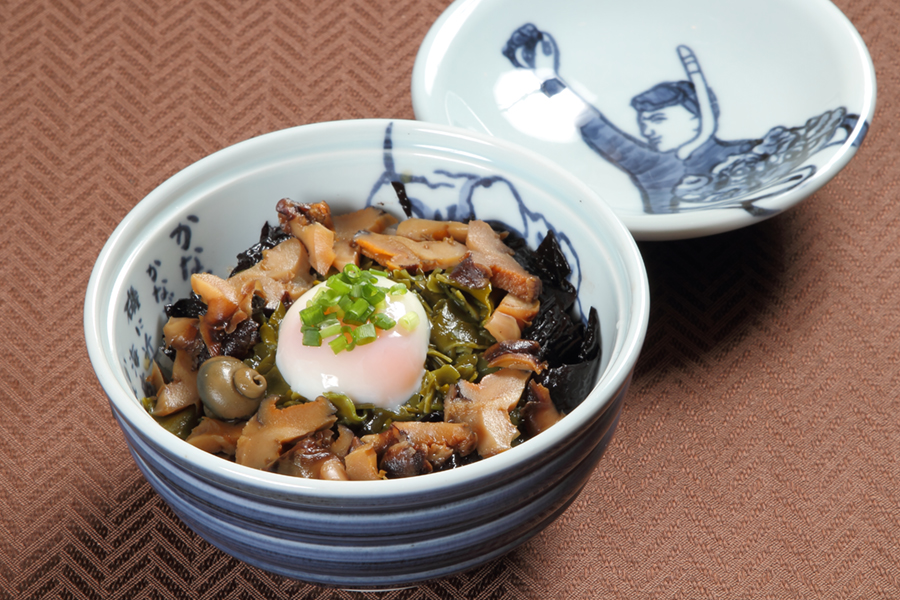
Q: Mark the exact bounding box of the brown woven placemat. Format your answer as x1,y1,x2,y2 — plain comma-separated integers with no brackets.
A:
1,0,898,598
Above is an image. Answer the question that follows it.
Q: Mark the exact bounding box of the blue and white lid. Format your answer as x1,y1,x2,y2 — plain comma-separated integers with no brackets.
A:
412,0,876,240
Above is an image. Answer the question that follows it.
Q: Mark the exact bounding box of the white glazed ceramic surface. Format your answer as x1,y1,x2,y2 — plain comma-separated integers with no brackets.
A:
412,0,877,240
83,119,650,586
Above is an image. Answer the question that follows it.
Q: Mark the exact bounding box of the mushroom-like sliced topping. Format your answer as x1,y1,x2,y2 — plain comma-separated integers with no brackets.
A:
444,368,531,458
275,199,336,276
484,310,520,343
520,380,564,437
449,254,492,289
191,272,251,355
276,198,334,230
396,218,468,243
495,294,541,328
483,339,547,373
394,421,477,456
237,237,310,283
357,426,403,455
228,237,315,309
332,207,399,271
235,396,337,470
191,273,244,329
154,348,201,417
147,360,168,395
162,317,203,355
381,441,433,478
319,456,350,481
394,421,478,469
344,443,382,480
185,417,245,456
269,430,344,479
354,232,468,272
465,221,542,302
291,221,336,277
343,426,404,480
330,424,355,458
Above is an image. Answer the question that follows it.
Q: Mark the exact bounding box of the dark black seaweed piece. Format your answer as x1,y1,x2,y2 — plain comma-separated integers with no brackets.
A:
219,318,262,360
574,306,601,363
522,292,580,364
434,449,481,472
165,294,207,319
421,410,445,423
533,230,571,287
250,293,271,322
534,307,602,413
229,221,292,277
490,226,576,310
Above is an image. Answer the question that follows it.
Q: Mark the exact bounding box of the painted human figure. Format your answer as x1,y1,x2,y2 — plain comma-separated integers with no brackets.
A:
366,122,583,300
503,24,861,215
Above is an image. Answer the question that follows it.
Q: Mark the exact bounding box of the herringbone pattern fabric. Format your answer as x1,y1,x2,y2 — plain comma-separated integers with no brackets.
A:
1,0,897,598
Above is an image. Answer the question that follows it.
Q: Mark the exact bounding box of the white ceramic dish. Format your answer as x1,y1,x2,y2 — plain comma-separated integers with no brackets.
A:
412,0,877,240
83,119,650,586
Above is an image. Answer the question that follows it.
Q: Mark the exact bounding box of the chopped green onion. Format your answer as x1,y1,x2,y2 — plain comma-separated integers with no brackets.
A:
318,315,340,328
326,275,352,295
399,311,420,332
312,286,339,308
298,267,419,350
353,322,377,345
362,284,386,305
329,333,350,354
302,327,322,346
318,321,342,339
343,297,373,325
343,264,361,280
300,304,325,327
371,312,396,330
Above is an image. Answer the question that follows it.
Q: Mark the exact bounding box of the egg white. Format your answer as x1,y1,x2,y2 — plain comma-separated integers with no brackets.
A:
275,274,430,411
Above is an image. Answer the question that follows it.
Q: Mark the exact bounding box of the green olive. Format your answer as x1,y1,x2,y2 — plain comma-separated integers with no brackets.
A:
197,356,267,420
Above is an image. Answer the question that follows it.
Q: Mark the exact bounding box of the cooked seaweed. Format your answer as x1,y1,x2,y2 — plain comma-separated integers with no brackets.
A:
534,307,602,413
229,221,292,277
165,294,207,319
219,318,261,360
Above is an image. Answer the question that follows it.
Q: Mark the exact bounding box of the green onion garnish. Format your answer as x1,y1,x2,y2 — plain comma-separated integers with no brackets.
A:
300,304,325,327
371,313,396,330
399,312,420,332
353,322,377,345
343,264,361,280
318,321,342,339
299,266,412,350
329,333,350,354
326,275,352,295
302,327,322,347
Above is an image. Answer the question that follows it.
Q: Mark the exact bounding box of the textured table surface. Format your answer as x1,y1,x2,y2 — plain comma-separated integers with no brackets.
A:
2,0,898,598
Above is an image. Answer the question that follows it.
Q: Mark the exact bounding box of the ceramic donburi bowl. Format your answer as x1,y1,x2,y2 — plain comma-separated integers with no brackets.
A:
83,119,649,587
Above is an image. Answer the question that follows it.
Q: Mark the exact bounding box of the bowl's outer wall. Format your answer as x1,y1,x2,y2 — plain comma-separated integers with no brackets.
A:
115,380,627,586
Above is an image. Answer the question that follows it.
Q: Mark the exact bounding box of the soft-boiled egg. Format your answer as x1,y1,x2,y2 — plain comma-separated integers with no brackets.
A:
275,274,430,411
